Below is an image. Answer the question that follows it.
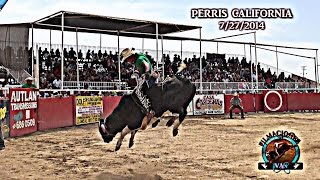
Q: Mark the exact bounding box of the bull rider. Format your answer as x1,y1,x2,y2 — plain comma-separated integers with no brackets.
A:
22,77,37,88
229,92,245,119
120,48,159,129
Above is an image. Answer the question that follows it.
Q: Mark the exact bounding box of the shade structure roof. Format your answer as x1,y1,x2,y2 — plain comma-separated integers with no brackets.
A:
0,9,317,51
33,11,201,35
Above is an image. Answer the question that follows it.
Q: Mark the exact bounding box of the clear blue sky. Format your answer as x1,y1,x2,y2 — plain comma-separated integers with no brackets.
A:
0,0,319,80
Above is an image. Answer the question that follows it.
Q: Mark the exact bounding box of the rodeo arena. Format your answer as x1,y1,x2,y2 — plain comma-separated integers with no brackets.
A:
0,11,320,180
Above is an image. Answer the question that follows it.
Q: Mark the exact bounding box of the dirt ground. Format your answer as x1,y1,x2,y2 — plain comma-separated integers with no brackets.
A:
0,113,320,180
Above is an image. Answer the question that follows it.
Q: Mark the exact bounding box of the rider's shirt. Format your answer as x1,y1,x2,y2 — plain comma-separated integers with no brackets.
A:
134,53,153,74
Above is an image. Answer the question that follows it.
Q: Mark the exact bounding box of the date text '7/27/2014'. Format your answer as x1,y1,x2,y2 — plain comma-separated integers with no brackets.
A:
218,21,266,31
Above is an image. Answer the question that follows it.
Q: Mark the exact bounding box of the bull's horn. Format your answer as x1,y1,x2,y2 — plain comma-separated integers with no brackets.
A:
177,62,187,73
100,123,107,133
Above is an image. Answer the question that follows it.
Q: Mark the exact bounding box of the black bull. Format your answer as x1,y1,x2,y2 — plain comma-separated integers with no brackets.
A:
98,76,196,151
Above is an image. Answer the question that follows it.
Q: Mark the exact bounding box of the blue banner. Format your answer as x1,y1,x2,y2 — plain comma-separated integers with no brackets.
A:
0,0,8,10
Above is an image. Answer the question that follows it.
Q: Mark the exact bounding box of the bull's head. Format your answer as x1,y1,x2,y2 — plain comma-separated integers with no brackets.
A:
98,117,115,143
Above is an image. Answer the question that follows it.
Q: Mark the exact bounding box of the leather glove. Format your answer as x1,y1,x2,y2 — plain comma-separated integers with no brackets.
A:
144,72,151,79
131,73,140,79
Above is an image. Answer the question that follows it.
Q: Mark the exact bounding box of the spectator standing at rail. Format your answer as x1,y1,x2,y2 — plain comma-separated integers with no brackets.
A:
229,92,245,119
0,120,5,150
0,101,5,151
22,77,37,88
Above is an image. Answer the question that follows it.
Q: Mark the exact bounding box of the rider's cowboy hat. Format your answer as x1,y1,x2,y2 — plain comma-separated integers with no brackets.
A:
25,77,34,82
120,48,134,61
233,92,239,97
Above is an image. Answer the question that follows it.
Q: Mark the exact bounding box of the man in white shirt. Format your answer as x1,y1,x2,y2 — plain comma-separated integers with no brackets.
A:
53,77,62,89
252,73,257,82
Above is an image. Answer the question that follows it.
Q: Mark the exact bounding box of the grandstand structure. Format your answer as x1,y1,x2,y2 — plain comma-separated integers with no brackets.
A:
0,10,319,93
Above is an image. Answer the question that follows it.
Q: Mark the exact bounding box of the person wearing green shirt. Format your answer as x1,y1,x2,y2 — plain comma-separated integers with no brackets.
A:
229,92,245,119
22,77,37,88
120,48,159,129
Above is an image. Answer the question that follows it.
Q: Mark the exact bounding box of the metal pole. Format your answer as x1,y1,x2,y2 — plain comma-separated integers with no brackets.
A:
161,35,164,78
314,58,317,88
31,24,34,77
49,29,52,50
35,44,39,88
254,32,258,91
76,28,80,89
256,46,314,59
250,45,253,91
156,23,159,69
61,12,64,89
180,40,183,60
200,28,202,91
142,38,144,52
211,31,256,40
216,42,218,53
301,66,307,78
117,31,121,82
276,47,279,76
99,34,102,50
243,44,246,58
316,50,319,91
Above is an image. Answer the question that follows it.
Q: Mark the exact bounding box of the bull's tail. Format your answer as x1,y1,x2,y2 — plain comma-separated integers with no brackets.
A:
175,62,191,84
176,62,187,74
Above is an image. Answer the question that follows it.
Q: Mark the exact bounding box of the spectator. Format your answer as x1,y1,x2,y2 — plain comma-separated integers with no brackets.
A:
0,99,5,151
29,45,302,91
86,50,91,60
53,77,62,89
78,50,83,59
69,47,76,59
229,93,245,119
0,120,4,150
22,77,37,88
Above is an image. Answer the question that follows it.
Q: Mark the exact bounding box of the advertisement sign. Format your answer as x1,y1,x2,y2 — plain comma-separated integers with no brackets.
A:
76,96,103,125
193,94,225,115
9,88,38,137
187,101,194,115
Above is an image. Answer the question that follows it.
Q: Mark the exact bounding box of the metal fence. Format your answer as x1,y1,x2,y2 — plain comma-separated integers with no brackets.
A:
60,81,319,92
36,42,206,60
62,81,318,91
275,82,316,89
63,81,129,90
193,81,318,94
193,82,265,90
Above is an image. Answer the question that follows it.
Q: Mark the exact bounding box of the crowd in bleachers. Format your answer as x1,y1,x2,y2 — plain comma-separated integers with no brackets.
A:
29,47,313,92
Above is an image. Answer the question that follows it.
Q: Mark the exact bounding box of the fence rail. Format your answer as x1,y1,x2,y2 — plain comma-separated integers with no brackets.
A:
62,81,317,91
63,81,129,90
1,81,318,96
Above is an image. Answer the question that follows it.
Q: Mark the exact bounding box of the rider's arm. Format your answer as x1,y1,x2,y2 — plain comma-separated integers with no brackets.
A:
143,61,151,72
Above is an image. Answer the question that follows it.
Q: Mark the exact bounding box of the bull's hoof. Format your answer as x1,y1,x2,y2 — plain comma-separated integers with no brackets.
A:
166,120,174,127
152,119,161,128
129,140,134,148
173,129,179,136
115,145,121,151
